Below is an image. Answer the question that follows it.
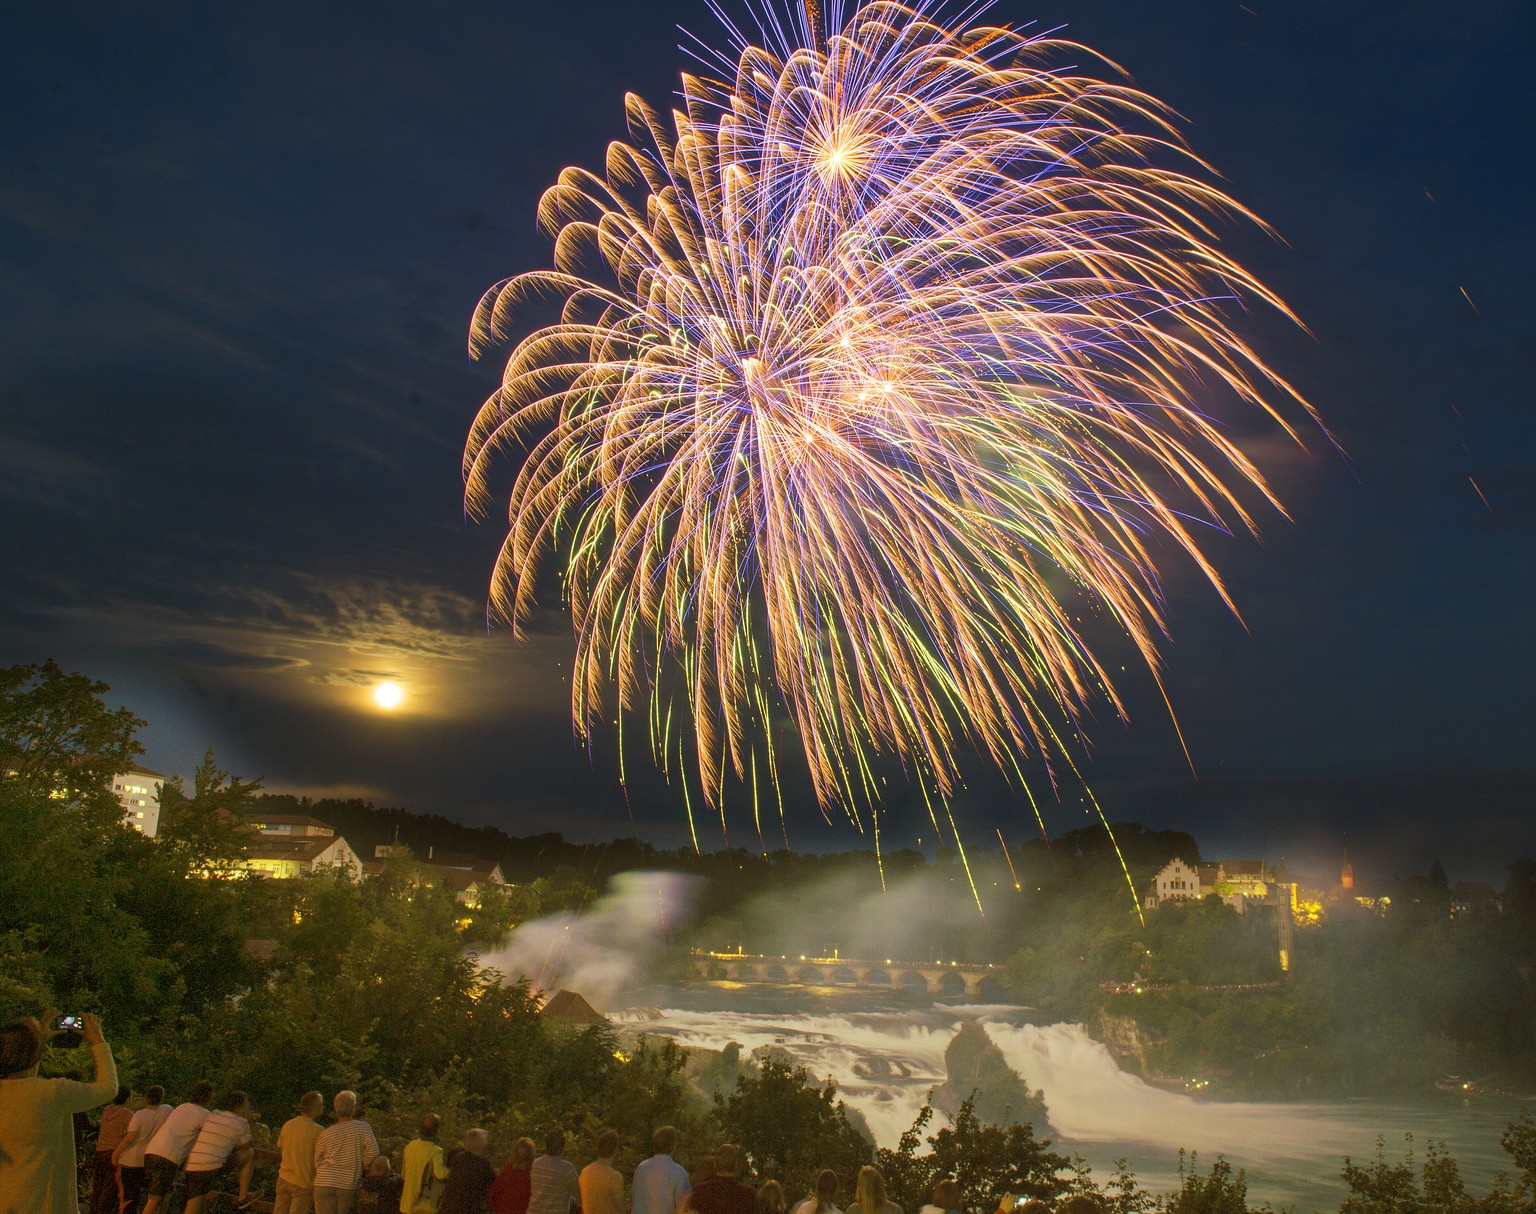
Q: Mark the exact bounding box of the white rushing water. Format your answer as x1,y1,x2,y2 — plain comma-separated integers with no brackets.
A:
614,993,1525,1211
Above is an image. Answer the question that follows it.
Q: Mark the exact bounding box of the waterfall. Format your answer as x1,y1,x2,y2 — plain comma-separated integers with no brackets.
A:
618,994,1519,1210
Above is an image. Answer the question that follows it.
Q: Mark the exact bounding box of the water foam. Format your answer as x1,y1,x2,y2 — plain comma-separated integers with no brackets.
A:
623,1000,1519,1209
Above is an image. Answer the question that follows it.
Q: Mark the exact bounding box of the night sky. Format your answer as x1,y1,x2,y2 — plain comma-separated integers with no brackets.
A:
3,0,1532,882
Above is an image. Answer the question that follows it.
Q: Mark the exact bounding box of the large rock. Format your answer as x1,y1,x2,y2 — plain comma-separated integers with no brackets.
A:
931,1021,1050,1129
539,989,609,1026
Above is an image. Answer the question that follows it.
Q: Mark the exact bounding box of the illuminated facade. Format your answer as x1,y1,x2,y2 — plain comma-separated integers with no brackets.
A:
112,763,164,836
1146,857,1297,918
243,813,361,880
1144,857,1204,909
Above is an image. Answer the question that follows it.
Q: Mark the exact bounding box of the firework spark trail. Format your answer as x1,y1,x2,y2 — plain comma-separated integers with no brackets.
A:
466,0,1322,858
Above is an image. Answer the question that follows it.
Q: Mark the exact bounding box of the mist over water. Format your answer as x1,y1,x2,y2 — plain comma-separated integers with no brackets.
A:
617,991,1524,1212
478,871,701,1005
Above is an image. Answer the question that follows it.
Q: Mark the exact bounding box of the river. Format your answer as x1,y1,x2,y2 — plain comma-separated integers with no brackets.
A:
613,984,1530,1212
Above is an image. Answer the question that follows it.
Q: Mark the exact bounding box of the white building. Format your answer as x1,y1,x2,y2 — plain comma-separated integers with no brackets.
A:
112,764,165,837
243,812,361,880
1145,856,1205,909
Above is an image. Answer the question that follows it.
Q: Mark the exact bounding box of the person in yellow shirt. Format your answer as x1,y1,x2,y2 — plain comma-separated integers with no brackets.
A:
275,1092,326,1214
579,1130,624,1214
400,1113,451,1214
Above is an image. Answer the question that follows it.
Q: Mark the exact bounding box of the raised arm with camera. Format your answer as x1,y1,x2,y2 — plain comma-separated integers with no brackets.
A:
0,1010,119,1213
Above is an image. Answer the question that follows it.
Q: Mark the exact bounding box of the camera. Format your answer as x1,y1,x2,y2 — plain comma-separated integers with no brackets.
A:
51,1013,85,1032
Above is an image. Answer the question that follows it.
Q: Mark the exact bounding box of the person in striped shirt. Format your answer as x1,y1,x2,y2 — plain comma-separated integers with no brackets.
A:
183,1090,257,1213
312,1089,380,1214
527,1129,582,1214
141,1080,216,1214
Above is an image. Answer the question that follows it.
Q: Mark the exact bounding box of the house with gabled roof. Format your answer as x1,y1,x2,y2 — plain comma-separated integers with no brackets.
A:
243,813,361,880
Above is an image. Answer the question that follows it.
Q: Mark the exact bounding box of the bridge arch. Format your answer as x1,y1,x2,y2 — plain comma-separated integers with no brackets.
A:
973,973,1007,1001
896,971,928,991
862,969,892,987
829,966,856,985
795,965,825,984
935,970,966,998
764,964,789,983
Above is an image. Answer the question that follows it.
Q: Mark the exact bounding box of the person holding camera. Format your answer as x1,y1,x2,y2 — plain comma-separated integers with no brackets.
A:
0,1011,119,1214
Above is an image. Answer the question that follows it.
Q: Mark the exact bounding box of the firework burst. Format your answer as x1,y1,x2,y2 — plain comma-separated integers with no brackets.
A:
465,0,1320,849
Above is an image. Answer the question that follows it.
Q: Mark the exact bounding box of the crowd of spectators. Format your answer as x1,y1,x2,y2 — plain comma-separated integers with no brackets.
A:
2,1016,1092,1214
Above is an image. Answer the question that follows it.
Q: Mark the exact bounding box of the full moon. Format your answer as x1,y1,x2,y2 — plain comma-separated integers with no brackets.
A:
373,681,404,710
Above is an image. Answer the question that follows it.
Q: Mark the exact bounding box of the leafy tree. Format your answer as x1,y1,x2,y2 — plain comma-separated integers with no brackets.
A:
0,768,180,1028
598,1036,711,1161
1095,1160,1157,1214
0,659,144,815
716,1056,872,1195
1498,1112,1536,1210
0,673,250,1037
1341,1137,1424,1214
878,1099,1072,1214
1167,1154,1249,1214
158,749,262,876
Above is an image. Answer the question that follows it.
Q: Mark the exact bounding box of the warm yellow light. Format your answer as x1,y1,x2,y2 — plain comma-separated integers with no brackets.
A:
373,681,404,710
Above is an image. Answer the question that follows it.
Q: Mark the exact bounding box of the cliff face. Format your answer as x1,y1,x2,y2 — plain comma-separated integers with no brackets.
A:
1095,1011,1153,1074
932,1020,1050,1129
1094,1010,1203,1092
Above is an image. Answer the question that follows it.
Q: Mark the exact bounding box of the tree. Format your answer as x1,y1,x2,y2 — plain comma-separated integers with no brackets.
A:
716,1056,872,1194
878,1099,1072,1214
158,750,262,876
1341,1137,1424,1214
0,659,144,816
1499,1112,1536,1210
1167,1154,1249,1214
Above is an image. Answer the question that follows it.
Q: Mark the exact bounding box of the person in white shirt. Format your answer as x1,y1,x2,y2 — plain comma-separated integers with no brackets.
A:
183,1090,257,1213
632,1126,691,1214
142,1080,216,1214
312,1089,379,1214
113,1085,173,1214
275,1091,326,1214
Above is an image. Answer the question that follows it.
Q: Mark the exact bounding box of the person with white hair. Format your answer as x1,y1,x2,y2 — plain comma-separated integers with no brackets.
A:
312,1090,379,1214
439,1128,496,1214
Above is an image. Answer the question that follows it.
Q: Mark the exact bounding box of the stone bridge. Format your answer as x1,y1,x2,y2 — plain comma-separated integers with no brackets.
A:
690,950,1005,999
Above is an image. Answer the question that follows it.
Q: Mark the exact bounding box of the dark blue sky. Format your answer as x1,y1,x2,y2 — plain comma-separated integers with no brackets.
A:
2,0,1532,882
